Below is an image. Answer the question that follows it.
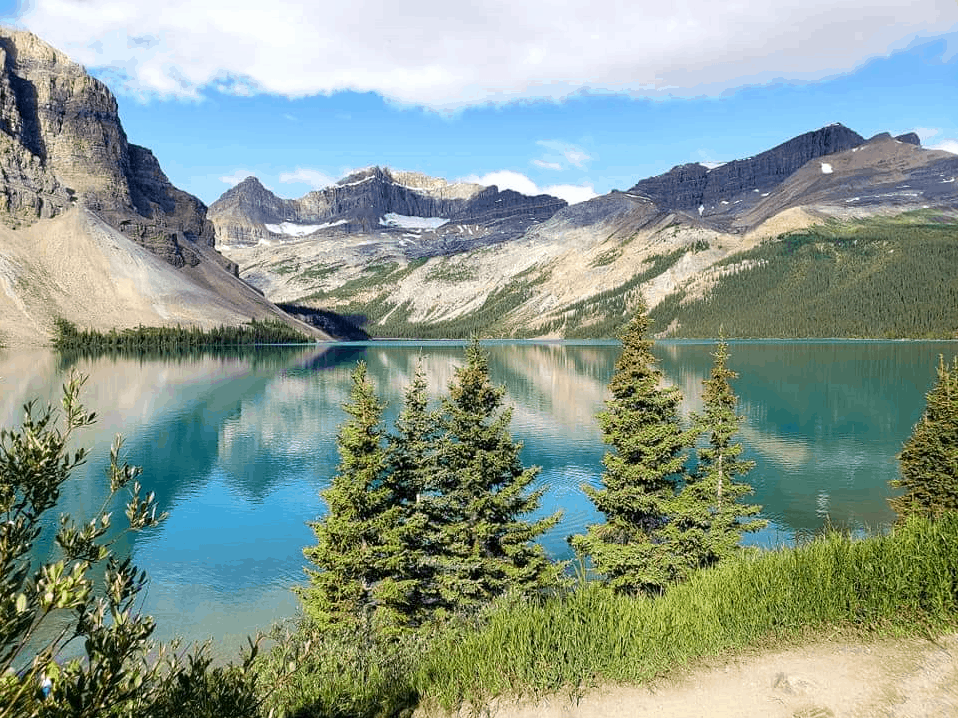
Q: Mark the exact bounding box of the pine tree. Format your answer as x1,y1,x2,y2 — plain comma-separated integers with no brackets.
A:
569,308,697,595
376,360,442,628
301,361,395,628
431,338,561,614
667,339,765,575
890,354,958,520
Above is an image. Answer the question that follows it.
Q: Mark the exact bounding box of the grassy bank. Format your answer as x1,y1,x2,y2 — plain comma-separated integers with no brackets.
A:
257,513,958,717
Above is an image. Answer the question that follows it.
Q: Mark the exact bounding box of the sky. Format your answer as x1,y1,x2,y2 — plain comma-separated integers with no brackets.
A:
1,1,957,207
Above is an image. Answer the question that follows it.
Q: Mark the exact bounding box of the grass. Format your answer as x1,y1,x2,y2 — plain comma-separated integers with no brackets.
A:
297,262,343,281
254,513,958,716
417,513,958,709
589,246,622,268
256,621,421,718
304,260,428,304
272,259,301,276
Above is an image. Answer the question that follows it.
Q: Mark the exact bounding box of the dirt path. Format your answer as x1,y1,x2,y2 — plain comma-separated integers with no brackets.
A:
436,633,958,718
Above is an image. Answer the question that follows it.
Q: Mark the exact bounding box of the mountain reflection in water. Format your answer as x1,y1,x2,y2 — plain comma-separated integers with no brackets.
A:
2,339,955,659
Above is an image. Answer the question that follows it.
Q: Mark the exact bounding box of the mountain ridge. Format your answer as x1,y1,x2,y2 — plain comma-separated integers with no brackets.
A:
0,27,325,344
216,123,958,340
209,165,568,255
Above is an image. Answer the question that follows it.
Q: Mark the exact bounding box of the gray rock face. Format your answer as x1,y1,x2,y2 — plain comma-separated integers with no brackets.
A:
895,132,921,146
544,191,654,229
730,132,958,230
629,124,867,228
0,28,227,271
209,167,567,255
520,125,952,241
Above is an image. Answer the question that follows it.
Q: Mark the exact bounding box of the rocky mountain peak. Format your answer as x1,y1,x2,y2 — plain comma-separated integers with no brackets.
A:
895,132,921,146
216,176,277,206
864,132,921,147
335,166,386,184
0,26,219,267
235,175,269,191
628,123,867,228
210,164,567,254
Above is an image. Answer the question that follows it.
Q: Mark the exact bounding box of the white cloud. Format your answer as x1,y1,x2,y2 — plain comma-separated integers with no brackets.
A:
536,140,592,169
465,171,540,196
544,184,599,205
278,168,336,189
464,170,596,205
16,1,958,110
913,126,940,140
220,170,254,186
930,139,958,155
532,159,563,170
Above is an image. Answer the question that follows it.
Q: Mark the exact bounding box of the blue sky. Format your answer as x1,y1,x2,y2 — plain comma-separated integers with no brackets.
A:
1,1,957,206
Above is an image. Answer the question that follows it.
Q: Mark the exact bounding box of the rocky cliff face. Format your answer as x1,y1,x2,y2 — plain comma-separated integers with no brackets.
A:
209,166,567,256
0,28,226,271
735,133,958,230
630,124,868,228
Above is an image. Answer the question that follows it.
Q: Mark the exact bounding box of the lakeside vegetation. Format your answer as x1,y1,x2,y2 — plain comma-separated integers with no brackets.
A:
51,317,313,355
4,310,958,717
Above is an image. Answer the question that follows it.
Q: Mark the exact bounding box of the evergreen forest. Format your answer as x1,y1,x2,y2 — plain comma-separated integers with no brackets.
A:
650,213,958,338
51,317,313,355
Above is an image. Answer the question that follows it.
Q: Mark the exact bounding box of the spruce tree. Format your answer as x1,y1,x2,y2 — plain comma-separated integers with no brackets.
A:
667,339,765,575
570,308,696,595
376,361,442,628
301,361,395,628
432,339,561,614
890,354,958,520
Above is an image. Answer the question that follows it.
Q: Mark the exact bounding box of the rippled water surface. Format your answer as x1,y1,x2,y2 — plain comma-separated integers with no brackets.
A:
3,339,956,657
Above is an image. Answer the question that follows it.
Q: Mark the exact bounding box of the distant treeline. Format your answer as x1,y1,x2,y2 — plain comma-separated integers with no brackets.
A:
51,317,313,354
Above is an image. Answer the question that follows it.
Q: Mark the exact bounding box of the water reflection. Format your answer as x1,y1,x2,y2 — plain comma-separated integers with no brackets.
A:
2,339,956,657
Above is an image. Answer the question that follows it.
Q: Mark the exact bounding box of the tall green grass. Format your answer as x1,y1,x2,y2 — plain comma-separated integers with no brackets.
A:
253,514,958,716
415,513,958,709
255,620,422,718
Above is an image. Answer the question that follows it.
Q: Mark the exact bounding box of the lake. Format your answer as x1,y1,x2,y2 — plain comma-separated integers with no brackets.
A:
3,339,956,659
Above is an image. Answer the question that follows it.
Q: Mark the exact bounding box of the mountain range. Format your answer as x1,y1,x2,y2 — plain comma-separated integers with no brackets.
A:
212,123,958,338
211,168,567,256
1,27,956,344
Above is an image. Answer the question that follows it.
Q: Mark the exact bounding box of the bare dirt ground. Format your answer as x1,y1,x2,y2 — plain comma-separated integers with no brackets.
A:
428,633,958,718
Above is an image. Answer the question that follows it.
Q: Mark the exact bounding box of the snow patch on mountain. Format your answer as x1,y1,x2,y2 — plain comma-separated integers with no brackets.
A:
265,220,346,235
381,213,448,230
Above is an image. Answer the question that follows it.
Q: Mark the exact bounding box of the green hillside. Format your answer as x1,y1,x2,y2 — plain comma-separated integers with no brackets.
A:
650,211,958,338
293,211,958,340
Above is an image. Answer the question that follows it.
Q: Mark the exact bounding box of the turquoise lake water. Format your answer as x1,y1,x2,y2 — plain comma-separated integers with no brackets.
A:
3,339,956,659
